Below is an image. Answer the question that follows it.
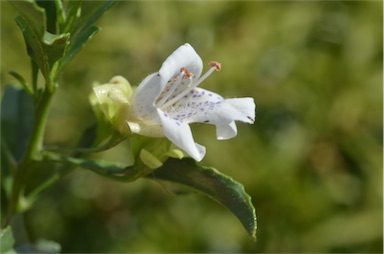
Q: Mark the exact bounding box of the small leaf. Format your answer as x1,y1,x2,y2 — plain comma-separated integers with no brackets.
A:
53,0,66,27
150,158,257,241
60,0,82,33
59,26,100,71
59,1,116,70
0,226,16,254
8,71,33,95
72,1,116,36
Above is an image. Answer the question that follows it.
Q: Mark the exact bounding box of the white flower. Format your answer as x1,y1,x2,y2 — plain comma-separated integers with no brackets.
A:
94,43,255,162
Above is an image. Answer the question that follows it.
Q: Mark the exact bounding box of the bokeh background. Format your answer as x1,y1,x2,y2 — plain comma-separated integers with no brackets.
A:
1,1,383,253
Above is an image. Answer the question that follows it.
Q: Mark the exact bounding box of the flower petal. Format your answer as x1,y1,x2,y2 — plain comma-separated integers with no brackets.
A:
157,108,206,161
195,97,255,124
159,43,203,86
220,98,256,124
130,73,162,123
216,121,238,140
167,88,255,125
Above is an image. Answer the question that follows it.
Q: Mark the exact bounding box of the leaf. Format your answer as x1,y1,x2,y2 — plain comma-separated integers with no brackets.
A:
1,86,34,161
60,0,82,33
14,16,69,83
36,0,57,33
150,158,257,241
72,0,116,37
8,71,33,95
58,1,116,71
9,0,46,37
59,26,100,71
53,0,66,27
0,226,16,254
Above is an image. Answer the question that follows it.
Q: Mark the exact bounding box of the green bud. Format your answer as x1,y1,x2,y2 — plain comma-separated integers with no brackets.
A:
91,76,133,135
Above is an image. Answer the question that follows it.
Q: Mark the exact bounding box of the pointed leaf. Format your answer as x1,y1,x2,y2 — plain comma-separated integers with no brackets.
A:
53,0,66,27
150,158,257,240
59,26,100,70
60,0,82,33
72,1,116,36
8,71,33,95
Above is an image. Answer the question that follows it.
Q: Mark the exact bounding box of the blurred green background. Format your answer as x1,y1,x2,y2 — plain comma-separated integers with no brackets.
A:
1,1,383,253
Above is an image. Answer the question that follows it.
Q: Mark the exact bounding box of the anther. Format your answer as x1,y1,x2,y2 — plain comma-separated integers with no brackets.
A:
180,67,192,79
209,61,222,71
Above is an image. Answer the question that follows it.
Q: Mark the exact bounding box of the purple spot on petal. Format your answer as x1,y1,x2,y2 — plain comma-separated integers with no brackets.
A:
208,93,213,96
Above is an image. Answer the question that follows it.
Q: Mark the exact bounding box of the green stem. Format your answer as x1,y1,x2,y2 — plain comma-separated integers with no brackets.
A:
6,86,55,223
26,88,55,160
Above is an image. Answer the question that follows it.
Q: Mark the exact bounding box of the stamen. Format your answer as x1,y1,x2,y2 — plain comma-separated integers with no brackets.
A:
209,61,221,71
181,67,192,79
160,61,221,109
156,69,186,107
160,76,193,109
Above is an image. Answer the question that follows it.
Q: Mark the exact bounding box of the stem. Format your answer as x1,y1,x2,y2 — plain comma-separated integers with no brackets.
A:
26,88,55,160
6,86,55,223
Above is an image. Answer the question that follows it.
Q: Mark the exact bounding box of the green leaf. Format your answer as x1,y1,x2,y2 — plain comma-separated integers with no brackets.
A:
60,0,82,33
58,1,116,70
8,71,33,95
42,31,70,77
36,0,57,33
14,16,69,83
9,0,46,37
59,26,100,71
53,0,66,27
72,0,116,36
0,226,16,254
1,86,34,161
150,158,257,241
